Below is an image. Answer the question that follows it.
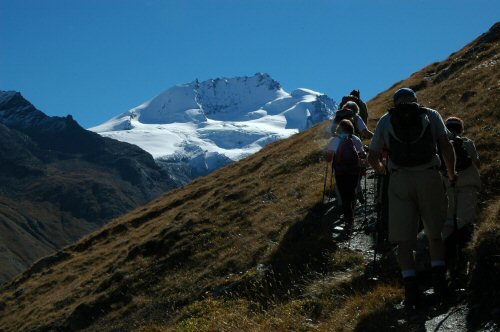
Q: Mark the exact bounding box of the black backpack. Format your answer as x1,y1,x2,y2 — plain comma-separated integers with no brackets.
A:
452,136,473,171
388,104,436,167
439,135,473,172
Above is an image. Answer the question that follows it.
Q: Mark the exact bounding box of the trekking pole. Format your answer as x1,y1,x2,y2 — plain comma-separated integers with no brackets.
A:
322,160,329,205
373,171,388,276
372,173,381,272
452,183,461,275
363,169,368,225
330,164,334,197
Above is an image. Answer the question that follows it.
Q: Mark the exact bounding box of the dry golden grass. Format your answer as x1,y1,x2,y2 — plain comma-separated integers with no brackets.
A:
315,285,403,332
131,248,401,332
468,195,500,322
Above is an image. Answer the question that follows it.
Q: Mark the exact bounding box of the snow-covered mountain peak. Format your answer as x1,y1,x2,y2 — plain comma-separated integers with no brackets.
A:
91,74,336,185
194,73,288,120
130,82,203,125
93,73,291,132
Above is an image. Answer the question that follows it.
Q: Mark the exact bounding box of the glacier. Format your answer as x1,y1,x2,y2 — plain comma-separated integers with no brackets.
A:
90,73,336,185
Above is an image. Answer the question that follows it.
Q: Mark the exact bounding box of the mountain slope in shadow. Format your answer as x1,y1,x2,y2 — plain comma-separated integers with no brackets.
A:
0,92,177,283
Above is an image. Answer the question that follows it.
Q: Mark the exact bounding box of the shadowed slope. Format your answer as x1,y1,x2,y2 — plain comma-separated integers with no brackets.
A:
0,92,176,283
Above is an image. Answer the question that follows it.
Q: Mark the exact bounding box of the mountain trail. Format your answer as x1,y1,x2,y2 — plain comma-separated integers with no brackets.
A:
322,168,495,332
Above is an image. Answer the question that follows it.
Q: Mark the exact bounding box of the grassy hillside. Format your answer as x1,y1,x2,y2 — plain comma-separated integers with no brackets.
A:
0,23,498,331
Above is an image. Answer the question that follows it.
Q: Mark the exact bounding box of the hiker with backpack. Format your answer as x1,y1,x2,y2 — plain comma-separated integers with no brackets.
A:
441,117,481,280
328,101,374,139
326,119,366,234
368,88,457,309
327,101,372,209
339,89,369,125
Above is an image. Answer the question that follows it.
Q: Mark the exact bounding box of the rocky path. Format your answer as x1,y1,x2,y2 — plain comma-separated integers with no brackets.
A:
323,169,498,332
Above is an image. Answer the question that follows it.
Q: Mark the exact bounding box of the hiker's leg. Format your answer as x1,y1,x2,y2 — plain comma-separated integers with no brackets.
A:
388,171,419,246
397,240,417,270
335,175,355,221
429,236,449,300
398,239,420,308
454,165,481,230
428,237,446,262
388,170,421,306
335,175,350,218
336,174,358,236
457,186,478,229
455,187,477,275
417,169,449,300
418,169,447,263
356,175,365,203
398,238,422,308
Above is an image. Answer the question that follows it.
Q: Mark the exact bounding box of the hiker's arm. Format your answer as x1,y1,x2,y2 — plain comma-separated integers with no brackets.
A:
356,117,373,139
368,149,386,175
368,114,388,174
438,134,457,182
361,129,374,139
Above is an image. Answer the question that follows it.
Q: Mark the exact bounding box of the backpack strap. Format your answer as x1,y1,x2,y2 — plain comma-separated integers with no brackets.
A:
388,105,430,144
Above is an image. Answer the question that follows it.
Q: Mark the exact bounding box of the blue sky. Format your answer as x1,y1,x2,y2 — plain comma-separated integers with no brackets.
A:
1,0,498,128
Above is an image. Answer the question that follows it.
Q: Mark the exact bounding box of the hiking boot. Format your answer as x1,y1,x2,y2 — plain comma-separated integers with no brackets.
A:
403,276,421,309
432,266,451,303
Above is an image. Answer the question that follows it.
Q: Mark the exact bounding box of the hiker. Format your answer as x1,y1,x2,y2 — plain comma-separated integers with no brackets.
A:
326,119,366,233
339,89,369,125
328,101,374,139
441,117,481,277
368,88,457,308
328,101,372,206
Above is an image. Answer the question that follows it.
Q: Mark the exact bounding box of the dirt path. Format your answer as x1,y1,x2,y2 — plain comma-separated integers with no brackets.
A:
323,169,499,332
